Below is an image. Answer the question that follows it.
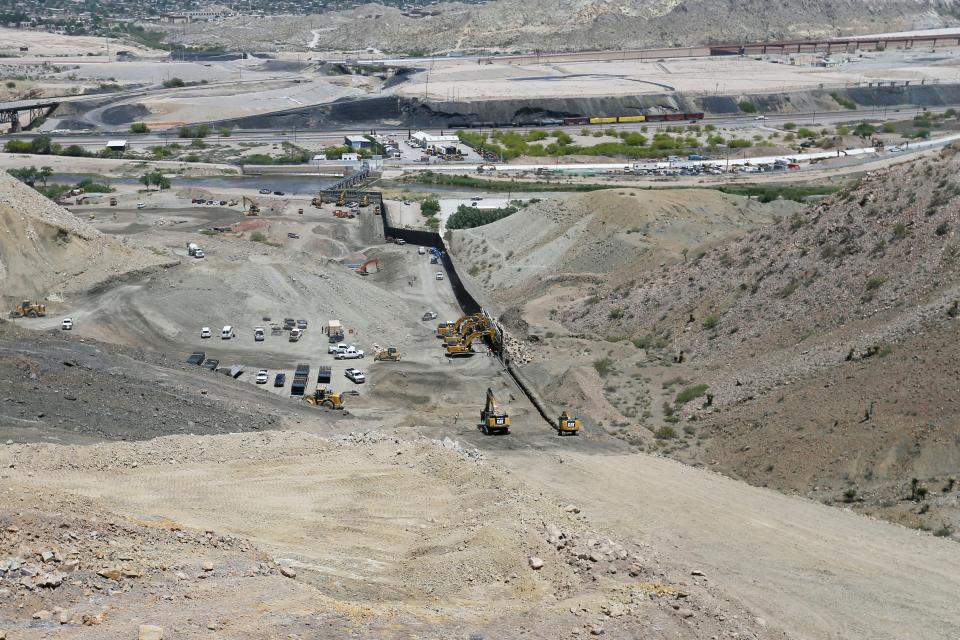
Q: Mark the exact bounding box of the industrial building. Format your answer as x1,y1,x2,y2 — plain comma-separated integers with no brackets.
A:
345,135,372,150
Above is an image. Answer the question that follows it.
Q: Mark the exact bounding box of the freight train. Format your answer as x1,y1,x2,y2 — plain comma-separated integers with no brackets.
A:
451,112,705,129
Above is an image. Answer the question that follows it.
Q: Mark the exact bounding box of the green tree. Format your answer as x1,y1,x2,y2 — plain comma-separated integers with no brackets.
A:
219,127,231,137
853,122,877,138
130,122,150,134
738,100,757,113
139,169,170,191
783,122,797,130
420,197,440,217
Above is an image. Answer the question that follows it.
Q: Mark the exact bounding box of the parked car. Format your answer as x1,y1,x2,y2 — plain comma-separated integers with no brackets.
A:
194,249,205,259
274,372,286,387
296,319,308,329
418,247,426,255
254,327,265,341
136,202,145,209
436,272,444,280
396,239,406,245
221,325,235,339
61,318,73,330
335,347,364,360
200,327,212,339
256,369,269,384
273,191,284,196
287,232,300,239
259,188,271,194
328,342,349,354
422,311,438,321
289,328,302,342
344,368,366,384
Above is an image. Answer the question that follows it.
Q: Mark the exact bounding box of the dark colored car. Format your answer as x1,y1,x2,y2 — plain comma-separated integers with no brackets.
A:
274,372,286,387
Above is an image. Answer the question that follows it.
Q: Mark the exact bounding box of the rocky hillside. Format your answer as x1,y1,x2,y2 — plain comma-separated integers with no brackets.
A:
557,146,960,534
450,188,793,311
162,0,960,53
0,171,174,303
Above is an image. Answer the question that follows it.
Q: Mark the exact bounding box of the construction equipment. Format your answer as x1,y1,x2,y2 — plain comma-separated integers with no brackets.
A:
242,196,260,216
438,313,479,338
361,194,370,207
9,300,46,318
374,346,401,361
446,327,496,357
479,387,510,435
356,258,380,276
311,196,323,208
305,387,345,410
337,190,346,206
556,410,581,436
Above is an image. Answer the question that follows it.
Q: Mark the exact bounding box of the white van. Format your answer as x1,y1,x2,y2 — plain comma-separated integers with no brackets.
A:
221,325,234,339
418,247,426,255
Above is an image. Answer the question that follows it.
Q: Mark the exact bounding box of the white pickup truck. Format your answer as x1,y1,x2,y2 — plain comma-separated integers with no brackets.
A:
334,346,364,360
328,342,348,354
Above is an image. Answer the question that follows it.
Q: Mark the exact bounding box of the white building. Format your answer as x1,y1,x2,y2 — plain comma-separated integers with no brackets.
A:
410,131,460,147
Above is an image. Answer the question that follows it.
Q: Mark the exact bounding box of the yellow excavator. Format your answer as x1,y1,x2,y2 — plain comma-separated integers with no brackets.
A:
337,190,346,206
480,387,510,435
374,346,401,361
242,195,260,216
556,410,581,436
361,194,370,207
311,195,323,208
9,300,46,318
305,387,344,409
446,327,497,356
438,313,482,338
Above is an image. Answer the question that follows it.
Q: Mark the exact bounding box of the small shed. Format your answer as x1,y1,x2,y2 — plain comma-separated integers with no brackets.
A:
105,139,127,152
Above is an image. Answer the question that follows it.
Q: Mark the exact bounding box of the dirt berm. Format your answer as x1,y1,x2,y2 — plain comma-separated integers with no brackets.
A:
0,171,175,303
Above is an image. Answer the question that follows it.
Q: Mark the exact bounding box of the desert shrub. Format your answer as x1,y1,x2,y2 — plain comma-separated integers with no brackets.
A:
675,383,709,405
702,314,719,330
655,426,677,440
593,358,615,377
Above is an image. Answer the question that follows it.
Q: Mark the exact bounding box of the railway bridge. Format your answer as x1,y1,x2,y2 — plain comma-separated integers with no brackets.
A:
0,99,61,132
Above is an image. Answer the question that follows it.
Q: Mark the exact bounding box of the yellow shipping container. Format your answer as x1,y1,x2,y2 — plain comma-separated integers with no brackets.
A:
589,117,617,124
617,115,646,123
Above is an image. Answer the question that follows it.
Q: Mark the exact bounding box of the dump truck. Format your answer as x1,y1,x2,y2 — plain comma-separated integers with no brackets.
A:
305,387,344,410
374,346,401,361
556,410,581,436
480,387,510,435
9,301,47,318
291,363,310,396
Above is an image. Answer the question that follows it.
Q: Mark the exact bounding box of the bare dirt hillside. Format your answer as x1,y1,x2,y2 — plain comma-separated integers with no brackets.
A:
542,146,960,533
160,0,960,53
0,171,174,304
451,187,794,307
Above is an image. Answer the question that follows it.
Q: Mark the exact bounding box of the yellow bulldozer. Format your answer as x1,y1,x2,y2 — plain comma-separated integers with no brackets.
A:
9,300,46,318
242,195,260,216
374,346,401,361
480,387,510,435
556,410,581,436
305,387,345,409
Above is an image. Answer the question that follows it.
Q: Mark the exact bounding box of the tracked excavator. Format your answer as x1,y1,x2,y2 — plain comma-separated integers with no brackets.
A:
9,301,46,318
479,387,510,435
438,313,483,338
446,327,497,356
242,195,260,216
556,410,581,436
305,387,345,409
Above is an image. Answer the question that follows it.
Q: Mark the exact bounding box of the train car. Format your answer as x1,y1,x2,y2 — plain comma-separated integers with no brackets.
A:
685,112,705,120
589,116,618,124
617,115,646,123
663,113,686,121
562,117,590,125
540,118,564,126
